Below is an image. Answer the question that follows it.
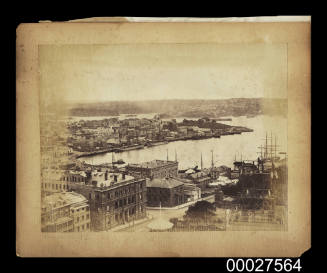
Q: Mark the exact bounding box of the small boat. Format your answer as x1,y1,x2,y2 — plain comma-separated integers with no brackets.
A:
113,159,125,165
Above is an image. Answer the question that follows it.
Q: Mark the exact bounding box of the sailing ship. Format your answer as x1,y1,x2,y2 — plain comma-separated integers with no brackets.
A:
111,152,125,165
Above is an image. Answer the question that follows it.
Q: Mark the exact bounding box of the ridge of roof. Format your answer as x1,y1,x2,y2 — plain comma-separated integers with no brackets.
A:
146,177,184,189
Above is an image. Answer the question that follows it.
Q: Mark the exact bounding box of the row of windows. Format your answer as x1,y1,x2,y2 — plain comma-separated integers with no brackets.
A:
56,220,73,231
92,184,144,201
152,168,178,178
42,183,69,191
113,206,143,222
76,223,90,232
61,176,85,182
71,207,89,213
75,214,90,222
114,195,138,208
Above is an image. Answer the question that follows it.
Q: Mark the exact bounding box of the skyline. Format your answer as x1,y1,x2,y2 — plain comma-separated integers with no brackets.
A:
65,97,287,104
39,43,287,105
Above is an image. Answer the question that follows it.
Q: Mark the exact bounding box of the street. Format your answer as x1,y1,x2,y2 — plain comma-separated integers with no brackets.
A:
118,207,189,232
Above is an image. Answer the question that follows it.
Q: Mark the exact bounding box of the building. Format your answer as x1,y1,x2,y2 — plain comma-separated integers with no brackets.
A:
182,183,201,202
126,160,178,179
41,191,90,232
178,170,212,191
41,170,88,196
69,171,147,231
146,177,185,207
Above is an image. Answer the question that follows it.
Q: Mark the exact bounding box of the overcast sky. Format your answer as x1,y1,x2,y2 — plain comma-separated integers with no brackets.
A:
39,43,287,103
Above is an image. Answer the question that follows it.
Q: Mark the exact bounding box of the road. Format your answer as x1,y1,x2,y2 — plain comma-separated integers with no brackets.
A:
119,207,189,232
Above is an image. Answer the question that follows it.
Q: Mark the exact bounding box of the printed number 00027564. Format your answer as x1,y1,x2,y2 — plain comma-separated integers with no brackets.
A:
226,259,302,272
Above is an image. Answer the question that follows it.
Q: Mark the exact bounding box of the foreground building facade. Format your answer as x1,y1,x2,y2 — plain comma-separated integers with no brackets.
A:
41,191,90,232
70,171,147,231
126,160,178,179
146,177,185,207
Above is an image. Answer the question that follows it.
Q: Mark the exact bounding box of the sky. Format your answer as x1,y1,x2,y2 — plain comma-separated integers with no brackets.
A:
39,43,287,103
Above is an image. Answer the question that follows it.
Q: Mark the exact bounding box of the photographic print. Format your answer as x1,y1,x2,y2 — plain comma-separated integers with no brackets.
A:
16,18,310,257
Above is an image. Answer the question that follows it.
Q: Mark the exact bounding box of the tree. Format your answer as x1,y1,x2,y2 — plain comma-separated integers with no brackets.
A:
184,200,216,221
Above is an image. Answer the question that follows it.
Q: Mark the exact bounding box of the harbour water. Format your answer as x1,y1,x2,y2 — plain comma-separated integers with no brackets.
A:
78,115,287,169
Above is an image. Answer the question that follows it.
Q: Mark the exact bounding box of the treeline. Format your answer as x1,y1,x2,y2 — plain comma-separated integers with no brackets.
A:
179,119,231,129
66,98,287,117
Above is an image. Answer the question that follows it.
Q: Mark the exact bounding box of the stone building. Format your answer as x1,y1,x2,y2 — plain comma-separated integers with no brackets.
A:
182,183,201,202
126,160,178,179
41,191,90,232
41,170,88,196
69,171,147,231
146,177,185,207
178,170,211,191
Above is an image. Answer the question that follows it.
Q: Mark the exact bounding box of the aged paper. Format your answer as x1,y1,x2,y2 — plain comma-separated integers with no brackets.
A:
16,18,311,257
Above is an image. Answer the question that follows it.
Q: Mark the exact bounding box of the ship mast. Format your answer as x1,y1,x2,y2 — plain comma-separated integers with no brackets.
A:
166,149,169,161
201,153,203,170
271,131,273,162
265,132,268,159
257,145,264,158
112,152,115,165
211,150,214,171
274,135,277,160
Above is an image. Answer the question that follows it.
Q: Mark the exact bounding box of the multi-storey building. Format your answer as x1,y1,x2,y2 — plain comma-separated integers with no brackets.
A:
69,171,147,231
41,191,90,232
41,170,88,196
146,177,185,207
126,160,178,179
182,183,201,202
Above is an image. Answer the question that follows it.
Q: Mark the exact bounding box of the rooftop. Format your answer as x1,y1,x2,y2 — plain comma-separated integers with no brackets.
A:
128,160,177,169
90,171,134,188
42,192,87,209
146,177,184,189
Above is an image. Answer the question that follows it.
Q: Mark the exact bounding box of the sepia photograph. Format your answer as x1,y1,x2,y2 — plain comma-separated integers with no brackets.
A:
39,43,288,233
16,18,310,257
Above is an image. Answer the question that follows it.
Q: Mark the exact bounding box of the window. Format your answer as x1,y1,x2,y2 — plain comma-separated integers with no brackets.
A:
82,216,84,221
87,223,89,229
56,184,58,190
77,217,79,222
77,227,80,232
86,214,89,220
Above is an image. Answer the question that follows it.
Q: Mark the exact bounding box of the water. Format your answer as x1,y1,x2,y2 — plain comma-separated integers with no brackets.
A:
79,115,287,170
65,113,158,122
